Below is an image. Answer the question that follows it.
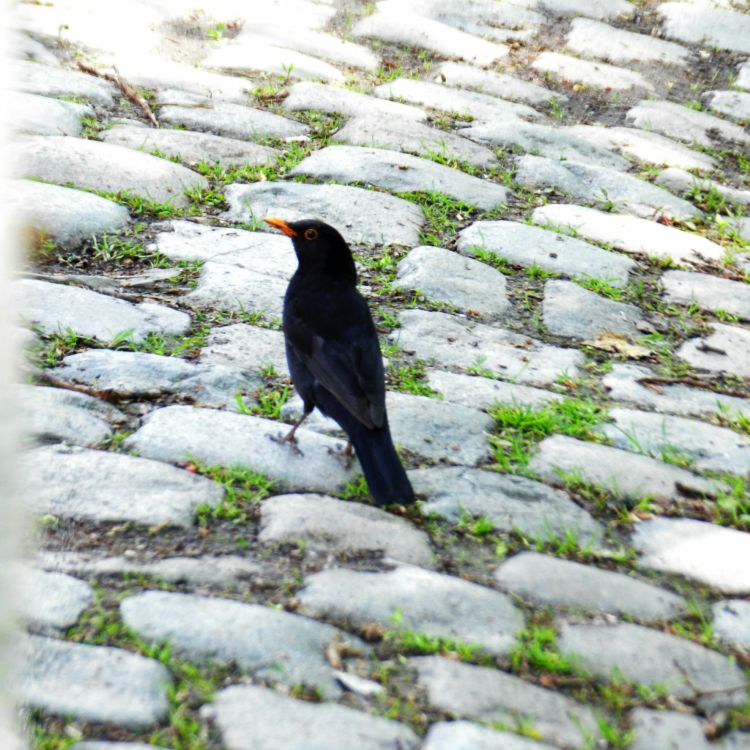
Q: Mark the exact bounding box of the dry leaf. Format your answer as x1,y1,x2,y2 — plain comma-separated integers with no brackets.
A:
582,331,654,359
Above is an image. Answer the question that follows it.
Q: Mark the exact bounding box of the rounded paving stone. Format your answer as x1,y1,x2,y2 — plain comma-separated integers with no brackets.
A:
15,136,208,208
396,245,509,317
204,684,420,750
16,634,171,728
298,565,523,656
494,552,685,620
713,600,750,651
121,591,365,698
259,493,434,566
8,180,130,248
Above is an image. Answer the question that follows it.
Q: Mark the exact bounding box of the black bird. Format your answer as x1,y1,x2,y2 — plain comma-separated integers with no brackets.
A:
265,217,415,507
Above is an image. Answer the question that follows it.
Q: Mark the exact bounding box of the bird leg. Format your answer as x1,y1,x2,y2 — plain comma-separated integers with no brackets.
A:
328,440,354,467
270,407,312,455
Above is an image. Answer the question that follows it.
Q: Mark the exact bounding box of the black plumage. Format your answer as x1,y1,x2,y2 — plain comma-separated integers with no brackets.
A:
265,217,415,507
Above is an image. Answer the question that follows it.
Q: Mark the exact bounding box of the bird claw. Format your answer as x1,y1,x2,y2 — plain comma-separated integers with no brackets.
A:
269,432,304,456
328,442,354,468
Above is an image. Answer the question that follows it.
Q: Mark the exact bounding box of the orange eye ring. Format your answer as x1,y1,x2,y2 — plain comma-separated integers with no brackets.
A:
304,228,318,241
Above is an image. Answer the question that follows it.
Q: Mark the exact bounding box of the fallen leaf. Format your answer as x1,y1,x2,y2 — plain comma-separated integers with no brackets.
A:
582,331,654,359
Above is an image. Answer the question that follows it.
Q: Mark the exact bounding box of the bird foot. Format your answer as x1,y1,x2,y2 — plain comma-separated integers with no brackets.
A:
327,441,354,467
269,432,304,456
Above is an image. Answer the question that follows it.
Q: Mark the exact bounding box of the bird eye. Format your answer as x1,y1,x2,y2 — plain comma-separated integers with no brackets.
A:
304,228,318,241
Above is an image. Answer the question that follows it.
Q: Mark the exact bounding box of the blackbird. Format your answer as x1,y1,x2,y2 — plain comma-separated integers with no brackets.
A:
265,217,415,507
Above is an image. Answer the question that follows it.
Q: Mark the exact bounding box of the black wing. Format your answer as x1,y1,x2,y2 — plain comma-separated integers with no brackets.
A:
284,285,386,430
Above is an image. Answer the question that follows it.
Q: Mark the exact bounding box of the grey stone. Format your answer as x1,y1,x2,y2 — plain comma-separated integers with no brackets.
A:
332,114,497,169
634,517,750,595
564,125,718,171
234,28,378,71
223,182,424,246
413,656,600,749
10,91,92,136
659,2,750,54
714,600,750,651
410,466,604,543
378,0,545,44
21,444,223,527
704,90,750,121
459,220,635,287
464,120,629,171
101,125,278,168
38,551,267,591
15,136,208,208
121,591,364,698
333,670,384,698
509,0,634,20
558,621,748,711
396,245,509,317
516,155,701,221
282,81,426,122
678,323,750,378
422,722,559,750
16,634,171,727
542,280,642,339
184,262,287,319
151,219,297,273
8,180,129,248
603,363,750,420
73,743,168,750
15,566,94,631
494,552,685,620
664,270,750,321
115,59,251,103
532,204,725,265
529,434,724,502
655,167,750,208
392,309,582,386
626,99,750,148
12,60,117,105
283,389,492,466
17,383,123,447
200,324,289,377
738,61,750,92
14,279,190,343
299,566,523,655
124,404,359,495
426,370,563,410
52,349,261,410
600,407,750,475
354,10,509,66
629,709,710,750
157,90,309,141
259,493,433,566
12,31,60,66
567,18,690,66
291,146,508,210
204,38,345,83
374,78,541,123
433,61,562,106
204,685,420,750
531,52,653,91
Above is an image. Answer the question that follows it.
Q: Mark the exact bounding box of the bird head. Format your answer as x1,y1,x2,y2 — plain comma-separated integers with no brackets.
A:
264,217,356,282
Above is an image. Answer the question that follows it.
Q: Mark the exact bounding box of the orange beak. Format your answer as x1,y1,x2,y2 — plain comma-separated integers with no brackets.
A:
264,217,297,237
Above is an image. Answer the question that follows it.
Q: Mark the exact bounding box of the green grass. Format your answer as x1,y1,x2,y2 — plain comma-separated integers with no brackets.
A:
395,191,476,246
191,462,276,525
489,398,607,473
510,625,582,676
385,628,485,661
387,357,438,397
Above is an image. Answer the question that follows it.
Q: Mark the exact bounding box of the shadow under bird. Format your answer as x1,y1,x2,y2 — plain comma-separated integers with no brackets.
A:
265,216,415,507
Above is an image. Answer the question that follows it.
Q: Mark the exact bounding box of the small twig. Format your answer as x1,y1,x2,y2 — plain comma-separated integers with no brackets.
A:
76,60,159,127
638,376,749,399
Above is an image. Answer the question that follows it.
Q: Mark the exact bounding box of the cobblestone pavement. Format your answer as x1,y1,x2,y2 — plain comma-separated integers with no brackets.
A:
10,0,750,748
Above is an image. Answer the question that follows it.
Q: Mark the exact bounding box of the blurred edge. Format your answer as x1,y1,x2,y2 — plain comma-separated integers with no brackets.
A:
1,0,25,747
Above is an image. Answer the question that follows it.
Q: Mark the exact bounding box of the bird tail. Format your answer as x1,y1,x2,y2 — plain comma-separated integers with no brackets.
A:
349,417,415,507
